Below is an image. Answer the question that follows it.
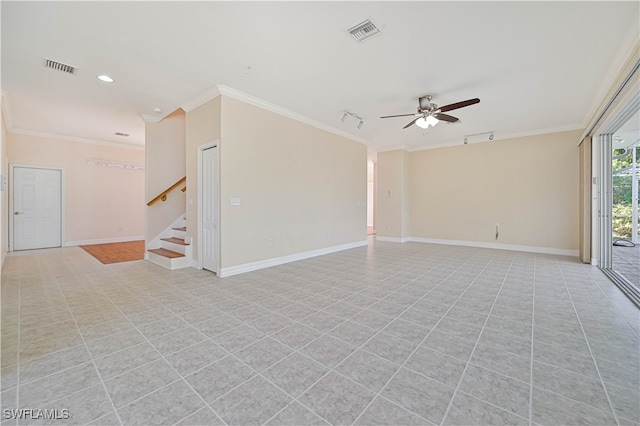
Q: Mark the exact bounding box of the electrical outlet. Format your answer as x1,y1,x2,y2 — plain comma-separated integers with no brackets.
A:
267,238,273,247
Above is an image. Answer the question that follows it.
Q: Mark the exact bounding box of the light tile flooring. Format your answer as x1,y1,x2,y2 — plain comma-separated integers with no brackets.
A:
1,240,639,426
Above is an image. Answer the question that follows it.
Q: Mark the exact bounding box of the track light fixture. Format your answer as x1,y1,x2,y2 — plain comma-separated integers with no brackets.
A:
341,110,364,129
463,131,495,145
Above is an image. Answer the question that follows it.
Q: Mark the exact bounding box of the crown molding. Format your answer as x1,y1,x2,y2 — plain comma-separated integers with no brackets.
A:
406,124,583,153
371,144,410,154
10,128,145,151
180,84,371,146
140,113,163,123
180,86,222,113
218,85,371,146
1,91,14,131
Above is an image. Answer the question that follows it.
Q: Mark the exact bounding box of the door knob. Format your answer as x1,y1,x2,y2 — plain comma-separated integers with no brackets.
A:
14,212,23,215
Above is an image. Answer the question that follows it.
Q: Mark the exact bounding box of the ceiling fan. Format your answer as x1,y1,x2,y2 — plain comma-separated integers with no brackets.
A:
380,95,480,129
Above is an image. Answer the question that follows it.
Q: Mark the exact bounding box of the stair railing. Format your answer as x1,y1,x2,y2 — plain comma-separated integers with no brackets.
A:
147,177,186,206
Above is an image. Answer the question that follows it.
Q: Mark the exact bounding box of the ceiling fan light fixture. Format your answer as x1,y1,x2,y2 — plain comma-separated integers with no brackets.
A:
416,116,439,129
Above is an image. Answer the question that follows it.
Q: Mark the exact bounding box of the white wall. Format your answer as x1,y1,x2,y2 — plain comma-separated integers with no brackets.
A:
219,96,367,269
408,130,581,253
184,94,367,272
7,133,145,245
0,104,8,266
146,109,186,244
376,150,410,241
185,96,221,262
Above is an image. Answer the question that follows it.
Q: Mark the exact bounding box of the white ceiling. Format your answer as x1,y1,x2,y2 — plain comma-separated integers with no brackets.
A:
2,1,638,153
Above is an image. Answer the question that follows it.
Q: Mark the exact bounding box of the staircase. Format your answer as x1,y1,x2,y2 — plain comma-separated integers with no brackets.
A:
147,216,191,270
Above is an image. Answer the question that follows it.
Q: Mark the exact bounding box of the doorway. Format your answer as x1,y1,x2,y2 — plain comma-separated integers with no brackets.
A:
611,115,640,285
367,159,376,236
11,165,62,250
199,144,219,274
595,94,640,304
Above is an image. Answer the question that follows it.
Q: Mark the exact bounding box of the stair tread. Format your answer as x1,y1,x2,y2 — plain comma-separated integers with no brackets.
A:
172,227,187,231
148,248,185,258
161,237,189,245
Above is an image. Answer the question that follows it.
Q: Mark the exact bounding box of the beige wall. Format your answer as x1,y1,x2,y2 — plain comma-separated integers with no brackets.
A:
376,150,410,240
185,96,221,260
7,133,145,245
146,109,186,244
409,129,582,252
220,96,367,269
0,106,8,266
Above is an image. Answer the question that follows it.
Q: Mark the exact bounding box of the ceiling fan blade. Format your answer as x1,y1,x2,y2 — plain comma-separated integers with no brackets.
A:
438,98,480,113
380,113,416,119
434,113,459,123
403,117,420,129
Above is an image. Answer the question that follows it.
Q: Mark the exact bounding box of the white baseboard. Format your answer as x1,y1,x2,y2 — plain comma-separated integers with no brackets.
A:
65,235,145,246
219,240,369,278
408,236,579,257
591,258,599,266
376,236,410,243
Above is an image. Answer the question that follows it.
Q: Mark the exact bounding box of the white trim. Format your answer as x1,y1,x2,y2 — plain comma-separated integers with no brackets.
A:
591,258,599,266
376,236,410,243
0,91,14,131
219,240,368,278
408,236,579,257
180,85,370,146
9,128,145,151
374,145,410,155
180,86,222,112
140,113,163,124
65,235,145,247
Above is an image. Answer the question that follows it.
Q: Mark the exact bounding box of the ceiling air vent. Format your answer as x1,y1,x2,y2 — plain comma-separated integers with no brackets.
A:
347,19,380,43
44,58,77,75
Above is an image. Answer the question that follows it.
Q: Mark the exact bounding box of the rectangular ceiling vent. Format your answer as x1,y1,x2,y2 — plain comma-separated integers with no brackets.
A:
44,58,77,75
347,19,380,43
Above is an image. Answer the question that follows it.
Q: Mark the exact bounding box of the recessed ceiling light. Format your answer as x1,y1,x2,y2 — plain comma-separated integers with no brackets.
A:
97,75,114,83
153,108,162,113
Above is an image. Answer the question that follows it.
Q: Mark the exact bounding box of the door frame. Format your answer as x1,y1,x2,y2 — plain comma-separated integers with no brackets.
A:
9,164,65,252
196,140,220,273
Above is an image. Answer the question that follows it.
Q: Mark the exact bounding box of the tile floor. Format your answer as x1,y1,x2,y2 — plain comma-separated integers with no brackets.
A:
1,240,639,426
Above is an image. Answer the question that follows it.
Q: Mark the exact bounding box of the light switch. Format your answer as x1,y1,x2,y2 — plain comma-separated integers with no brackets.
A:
231,197,241,206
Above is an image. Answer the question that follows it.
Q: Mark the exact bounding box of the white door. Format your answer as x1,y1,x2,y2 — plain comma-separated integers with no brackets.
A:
13,166,62,250
202,147,219,273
